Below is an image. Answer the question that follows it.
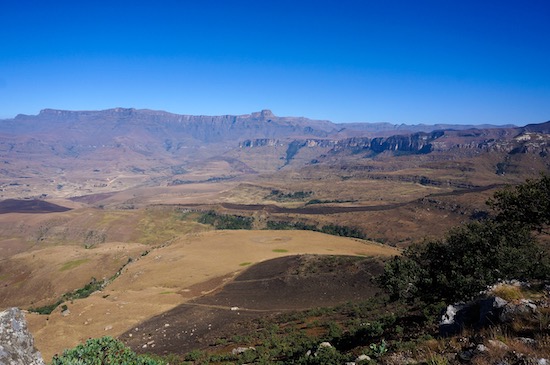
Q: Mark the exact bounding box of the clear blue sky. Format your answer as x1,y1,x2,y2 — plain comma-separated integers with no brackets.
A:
1,0,549,124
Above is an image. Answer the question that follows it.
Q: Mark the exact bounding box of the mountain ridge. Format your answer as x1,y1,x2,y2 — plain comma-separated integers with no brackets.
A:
0,107,548,199
4,107,520,140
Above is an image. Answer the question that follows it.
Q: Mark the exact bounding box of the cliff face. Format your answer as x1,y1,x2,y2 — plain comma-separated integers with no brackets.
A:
240,125,550,154
4,108,337,146
2,107,545,164
0,308,45,365
238,126,550,168
240,131,442,158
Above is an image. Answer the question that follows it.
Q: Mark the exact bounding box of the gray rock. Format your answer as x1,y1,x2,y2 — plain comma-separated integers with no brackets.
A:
457,349,475,362
0,308,45,365
479,296,508,326
313,342,334,357
476,344,488,353
356,354,371,362
500,299,538,322
439,302,467,335
232,347,255,355
440,296,510,336
516,337,537,346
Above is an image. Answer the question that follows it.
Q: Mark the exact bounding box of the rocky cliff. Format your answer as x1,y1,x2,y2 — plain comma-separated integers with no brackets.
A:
3,108,337,146
240,126,549,160
0,308,45,365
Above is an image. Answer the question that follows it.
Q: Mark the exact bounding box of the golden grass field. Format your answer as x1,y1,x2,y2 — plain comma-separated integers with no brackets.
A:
20,229,398,361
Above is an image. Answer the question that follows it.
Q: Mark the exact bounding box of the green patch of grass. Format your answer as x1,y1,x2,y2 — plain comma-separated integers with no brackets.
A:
160,291,175,295
272,249,289,253
239,262,253,266
60,258,89,271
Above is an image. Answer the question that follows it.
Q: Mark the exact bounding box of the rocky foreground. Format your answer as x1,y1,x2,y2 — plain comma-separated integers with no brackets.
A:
0,308,44,365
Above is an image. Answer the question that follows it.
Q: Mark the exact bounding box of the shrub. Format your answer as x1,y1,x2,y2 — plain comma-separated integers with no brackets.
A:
50,336,164,365
380,176,550,304
198,211,253,229
320,224,366,239
488,174,550,233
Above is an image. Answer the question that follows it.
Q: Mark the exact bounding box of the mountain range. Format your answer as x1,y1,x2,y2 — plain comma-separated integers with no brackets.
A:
0,108,548,199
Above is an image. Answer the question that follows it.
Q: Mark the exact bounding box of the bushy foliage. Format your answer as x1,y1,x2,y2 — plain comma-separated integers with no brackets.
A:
198,211,253,229
267,189,313,201
320,224,366,239
380,176,550,304
50,336,164,365
29,278,104,315
266,220,366,239
488,174,550,233
266,220,318,231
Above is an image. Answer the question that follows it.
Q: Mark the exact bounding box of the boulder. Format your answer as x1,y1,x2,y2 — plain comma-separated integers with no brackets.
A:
0,308,45,365
440,296,509,336
231,346,255,355
499,299,538,323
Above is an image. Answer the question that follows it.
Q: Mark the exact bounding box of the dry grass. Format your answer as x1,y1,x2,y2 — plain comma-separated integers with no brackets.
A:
471,334,550,365
25,229,398,361
490,284,524,301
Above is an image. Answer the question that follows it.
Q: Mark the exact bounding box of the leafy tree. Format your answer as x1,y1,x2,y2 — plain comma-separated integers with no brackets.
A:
488,174,550,233
380,175,550,304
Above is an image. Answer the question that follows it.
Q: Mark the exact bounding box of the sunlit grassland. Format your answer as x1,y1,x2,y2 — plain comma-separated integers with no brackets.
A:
137,209,209,245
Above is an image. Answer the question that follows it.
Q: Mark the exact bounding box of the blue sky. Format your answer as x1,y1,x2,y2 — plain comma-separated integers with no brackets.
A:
1,0,549,124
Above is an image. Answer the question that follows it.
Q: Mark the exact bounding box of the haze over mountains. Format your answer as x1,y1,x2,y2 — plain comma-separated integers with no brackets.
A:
0,108,548,199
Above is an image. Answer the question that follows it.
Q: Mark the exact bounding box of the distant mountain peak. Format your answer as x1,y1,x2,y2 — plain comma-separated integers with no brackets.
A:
251,109,275,119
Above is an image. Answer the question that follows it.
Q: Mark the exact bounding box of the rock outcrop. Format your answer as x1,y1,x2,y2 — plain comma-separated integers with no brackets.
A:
439,295,544,337
0,308,45,365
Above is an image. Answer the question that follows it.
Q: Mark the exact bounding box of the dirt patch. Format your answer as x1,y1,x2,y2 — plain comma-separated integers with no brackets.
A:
120,255,385,356
69,192,117,204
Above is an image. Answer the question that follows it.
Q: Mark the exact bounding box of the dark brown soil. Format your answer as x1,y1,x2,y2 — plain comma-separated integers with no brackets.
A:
152,183,501,216
68,192,117,204
0,199,71,214
120,254,385,356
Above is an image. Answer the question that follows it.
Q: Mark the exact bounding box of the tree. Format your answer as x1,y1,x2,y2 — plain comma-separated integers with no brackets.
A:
488,174,550,233
380,175,550,304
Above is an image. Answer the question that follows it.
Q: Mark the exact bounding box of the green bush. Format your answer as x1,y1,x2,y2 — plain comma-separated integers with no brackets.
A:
267,189,313,201
266,220,366,240
488,173,550,233
266,220,317,231
380,220,548,303
50,336,164,365
29,277,104,315
198,211,253,229
320,224,366,239
380,176,550,304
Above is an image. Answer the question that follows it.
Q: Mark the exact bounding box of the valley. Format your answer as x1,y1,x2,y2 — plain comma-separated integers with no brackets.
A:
0,108,548,363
